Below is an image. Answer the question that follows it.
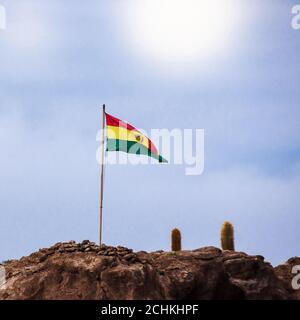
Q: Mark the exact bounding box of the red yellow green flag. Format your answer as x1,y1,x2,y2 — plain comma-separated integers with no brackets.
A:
105,112,167,163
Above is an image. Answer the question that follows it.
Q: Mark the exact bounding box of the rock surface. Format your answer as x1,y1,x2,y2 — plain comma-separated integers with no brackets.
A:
0,241,298,300
274,257,300,300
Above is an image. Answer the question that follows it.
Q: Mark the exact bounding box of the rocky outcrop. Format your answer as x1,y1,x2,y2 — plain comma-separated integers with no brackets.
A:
0,241,298,300
274,257,300,300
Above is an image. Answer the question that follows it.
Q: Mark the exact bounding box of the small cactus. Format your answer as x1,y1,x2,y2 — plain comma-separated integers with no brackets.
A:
171,228,181,251
221,221,235,251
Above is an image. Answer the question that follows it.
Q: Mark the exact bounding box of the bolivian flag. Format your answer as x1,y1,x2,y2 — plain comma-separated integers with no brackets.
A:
105,112,167,163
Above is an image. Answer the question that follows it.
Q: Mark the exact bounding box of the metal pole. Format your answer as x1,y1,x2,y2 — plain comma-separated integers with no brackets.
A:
99,104,106,245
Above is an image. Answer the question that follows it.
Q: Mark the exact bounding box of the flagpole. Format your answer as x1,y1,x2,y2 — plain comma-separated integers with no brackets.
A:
99,104,106,246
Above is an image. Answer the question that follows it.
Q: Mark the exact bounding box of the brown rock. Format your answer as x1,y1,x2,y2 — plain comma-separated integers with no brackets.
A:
123,253,135,261
0,244,296,300
274,257,300,300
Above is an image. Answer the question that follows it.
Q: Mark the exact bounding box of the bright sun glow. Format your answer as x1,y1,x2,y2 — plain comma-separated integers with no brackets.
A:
123,0,239,68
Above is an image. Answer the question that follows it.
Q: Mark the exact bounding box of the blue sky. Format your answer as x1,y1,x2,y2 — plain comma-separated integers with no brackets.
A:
0,0,299,265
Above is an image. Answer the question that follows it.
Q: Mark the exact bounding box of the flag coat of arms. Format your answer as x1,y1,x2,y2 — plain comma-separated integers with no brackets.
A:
105,112,167,163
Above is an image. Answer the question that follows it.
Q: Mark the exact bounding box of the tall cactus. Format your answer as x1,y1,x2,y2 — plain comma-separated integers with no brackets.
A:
221,221,235,251
171,228,182,251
